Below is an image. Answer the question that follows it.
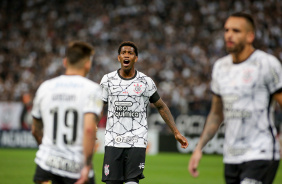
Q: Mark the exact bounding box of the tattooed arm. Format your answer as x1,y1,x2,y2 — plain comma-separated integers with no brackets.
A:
153,98,188,149
32,118,43,145
188,94,224,177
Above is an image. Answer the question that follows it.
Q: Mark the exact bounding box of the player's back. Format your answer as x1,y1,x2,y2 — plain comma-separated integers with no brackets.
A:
32,75,101,178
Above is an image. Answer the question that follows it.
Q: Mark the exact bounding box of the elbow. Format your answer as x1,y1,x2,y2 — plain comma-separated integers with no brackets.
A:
31,125,41,138
31,126,37,137
84,126,97,138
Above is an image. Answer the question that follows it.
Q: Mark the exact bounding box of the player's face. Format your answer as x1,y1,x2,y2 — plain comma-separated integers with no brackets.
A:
118,46,138,71
224,17,251,54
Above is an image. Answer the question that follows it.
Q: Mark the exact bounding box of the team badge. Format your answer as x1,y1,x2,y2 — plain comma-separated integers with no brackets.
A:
133,84,142,94
104,164,110,176
242,68,253,83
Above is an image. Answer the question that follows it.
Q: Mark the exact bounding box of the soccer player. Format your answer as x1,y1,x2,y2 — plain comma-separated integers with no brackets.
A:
31,41,103,184
100,41,188,184
188,12,282,184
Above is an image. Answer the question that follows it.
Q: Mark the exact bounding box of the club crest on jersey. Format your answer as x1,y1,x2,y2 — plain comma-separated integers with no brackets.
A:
133,84,142,94
104,164,110,176
242,68,253,83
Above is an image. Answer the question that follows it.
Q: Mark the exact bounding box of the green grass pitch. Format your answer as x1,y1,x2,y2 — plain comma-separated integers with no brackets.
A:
0,148,281,184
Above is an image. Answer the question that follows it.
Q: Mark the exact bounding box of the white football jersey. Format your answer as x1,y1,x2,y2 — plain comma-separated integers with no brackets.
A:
32,75,103,178
211,50,282,163
100,70,157,148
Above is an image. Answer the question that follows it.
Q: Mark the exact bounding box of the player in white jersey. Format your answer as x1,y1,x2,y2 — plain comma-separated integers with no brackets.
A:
32,41,103,184
188,12,282,184
100,41,188,184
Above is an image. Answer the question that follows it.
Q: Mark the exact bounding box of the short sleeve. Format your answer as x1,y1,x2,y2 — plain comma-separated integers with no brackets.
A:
146,77,157,97
210,62,220,96
31,83,46,119
264,55,282,94
84,85,103,115
100,75,108,102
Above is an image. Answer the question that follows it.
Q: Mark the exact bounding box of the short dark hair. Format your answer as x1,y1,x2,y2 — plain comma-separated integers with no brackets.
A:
118,41,138,56
66,41,95,64
229,12,256,32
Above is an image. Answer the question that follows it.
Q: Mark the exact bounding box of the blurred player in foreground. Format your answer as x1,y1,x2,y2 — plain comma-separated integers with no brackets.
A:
100,41,188,184
32,41,103,184
188,12,282,184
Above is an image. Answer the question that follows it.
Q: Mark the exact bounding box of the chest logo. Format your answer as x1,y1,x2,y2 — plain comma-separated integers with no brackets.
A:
242,69,253,83
133,84,142,94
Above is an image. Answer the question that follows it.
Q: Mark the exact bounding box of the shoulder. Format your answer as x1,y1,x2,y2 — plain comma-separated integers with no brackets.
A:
80,77,100,89
136,71,157,89
252,50,281,67
137,71,155,84
213,55,232,70
37,76,59,90
34,77,60,97
247,50,282,73
101,70,119,83
137,71,153,81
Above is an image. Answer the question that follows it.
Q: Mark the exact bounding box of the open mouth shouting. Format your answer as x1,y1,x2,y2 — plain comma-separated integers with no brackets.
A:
123,59,130,66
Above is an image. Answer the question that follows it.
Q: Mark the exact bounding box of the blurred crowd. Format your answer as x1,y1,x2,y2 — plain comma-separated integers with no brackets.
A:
0,0,281,119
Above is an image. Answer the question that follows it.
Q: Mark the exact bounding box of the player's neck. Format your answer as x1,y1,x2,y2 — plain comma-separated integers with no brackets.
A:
65,68,87,77
119,68,136,79
232,45,255,64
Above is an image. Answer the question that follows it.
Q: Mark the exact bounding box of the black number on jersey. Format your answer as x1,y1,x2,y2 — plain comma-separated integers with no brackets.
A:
50,108,78,145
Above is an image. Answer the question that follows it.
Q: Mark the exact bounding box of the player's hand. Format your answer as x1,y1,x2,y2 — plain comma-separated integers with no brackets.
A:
175,133,188,149
75,166,90,184
188,149,202,177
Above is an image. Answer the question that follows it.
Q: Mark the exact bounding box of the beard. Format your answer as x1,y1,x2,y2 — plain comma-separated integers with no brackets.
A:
225,41,245,54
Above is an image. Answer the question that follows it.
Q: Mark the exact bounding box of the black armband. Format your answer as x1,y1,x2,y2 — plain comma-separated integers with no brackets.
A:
149,91,160,103
273,88,282,95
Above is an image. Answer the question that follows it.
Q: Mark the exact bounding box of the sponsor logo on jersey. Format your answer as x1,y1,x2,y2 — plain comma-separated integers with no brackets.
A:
55,82,83,88
227,147,249,156
52,94,76,101
133,83,142,94
224,109,251,119
122,89,128,94
114,101,139,118
45,155,82,173
104,164,110,176
114,135,138,144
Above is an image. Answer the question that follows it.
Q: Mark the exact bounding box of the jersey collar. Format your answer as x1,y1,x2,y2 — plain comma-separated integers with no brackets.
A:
117,69,137,80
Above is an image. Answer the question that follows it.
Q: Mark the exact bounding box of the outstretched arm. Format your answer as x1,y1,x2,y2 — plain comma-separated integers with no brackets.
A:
31,118,43,145
153,98,188,149
188,94,224,177
75,113,100,184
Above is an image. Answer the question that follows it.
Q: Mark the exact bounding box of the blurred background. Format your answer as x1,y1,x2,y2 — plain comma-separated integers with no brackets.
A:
0,0,281,153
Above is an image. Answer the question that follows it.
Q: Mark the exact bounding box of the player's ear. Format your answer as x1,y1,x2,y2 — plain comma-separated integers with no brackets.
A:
134,56,138,63
63,58,68,68
85,59,91,71
247,31,255,44
118,55,121,62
